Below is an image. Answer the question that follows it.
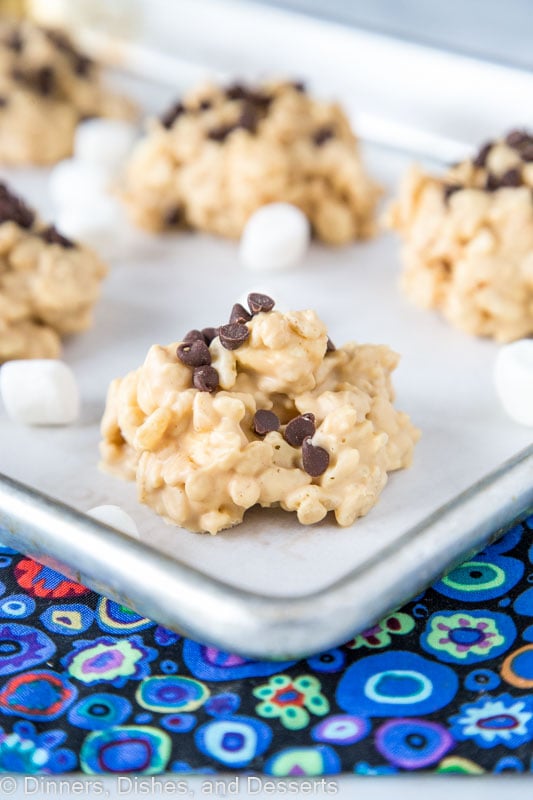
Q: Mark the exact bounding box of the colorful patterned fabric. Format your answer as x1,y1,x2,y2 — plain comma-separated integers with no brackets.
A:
0,515,531,776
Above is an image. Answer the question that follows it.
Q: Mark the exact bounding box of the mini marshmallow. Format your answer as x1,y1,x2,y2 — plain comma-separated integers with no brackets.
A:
239,203,310,271
494,340,533,426
74,119,137,172
87,505,139,539
0,359,80,426
56,200,125,256
49,158,111,211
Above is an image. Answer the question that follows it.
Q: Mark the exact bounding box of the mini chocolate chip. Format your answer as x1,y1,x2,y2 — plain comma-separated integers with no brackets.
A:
247,90,272,109
253,409,280,435
443,183,461,200
193,364,219,392
218,322,249,350
284,413,315,447
0,97,8,108
313,126,335,146
5,30,23,52
160,101,185,129
326,337,336,352
177,339,211,367
505,129,532,148
290,80,306,93
207,123,236,142
164,206,183,227
229,303,252,325
40,225,74,248
473,141,492,168
499,167,522,187
36,66,54,96
247,292,275,314
521,143,533,162
302,437,329,476
225,83,248,101
201,326,219,344
238,102,258,133
199,99,212,111
485,173,500,192
0,183,35,228
74,54,92,77
183,329,205,343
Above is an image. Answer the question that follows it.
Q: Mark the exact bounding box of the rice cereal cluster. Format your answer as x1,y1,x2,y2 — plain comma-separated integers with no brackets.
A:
122,80,381,244
100,293,419,534
388,130,533,341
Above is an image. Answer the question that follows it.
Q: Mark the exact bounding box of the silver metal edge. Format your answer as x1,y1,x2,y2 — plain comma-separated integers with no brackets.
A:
0,443,531,660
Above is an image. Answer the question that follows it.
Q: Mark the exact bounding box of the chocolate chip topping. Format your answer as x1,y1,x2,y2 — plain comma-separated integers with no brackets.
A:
290,80,306,93
485,173,500,192
499,167,522,187
177,339,211,367
207,123,237,143
36,66,55,96
505,129,532,148
193,365,219,392
164,206,183,227
473,141,492,168
253,409,280,436
0,97,8,109
201,327,219,344
247,292,275,314
183,329,206,343
45,29,92,78
238,102,258,133
11,65,55,96
199,99,212,111
326,337,336,353
284,413,315,447
302,437,330,476
521,143,533,162
4,30,23,52
218,322,250,350
229,303,252,325
0,183,35,229
40,225,74,248
485,169,522,191
160,101,185,130
313,126,335,146
443,184,461,201
225,83,248,101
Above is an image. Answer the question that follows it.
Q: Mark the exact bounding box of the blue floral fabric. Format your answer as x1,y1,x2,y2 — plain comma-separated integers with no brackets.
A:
0,515,531,775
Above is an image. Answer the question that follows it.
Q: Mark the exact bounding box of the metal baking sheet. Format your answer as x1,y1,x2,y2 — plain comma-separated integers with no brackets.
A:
0,2,532,658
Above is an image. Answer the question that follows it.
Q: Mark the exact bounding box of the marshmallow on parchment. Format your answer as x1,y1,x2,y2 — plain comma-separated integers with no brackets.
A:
87,505,139,539
0,359,80,426
74,119,137,172
494,340,533,426
240,203,310,271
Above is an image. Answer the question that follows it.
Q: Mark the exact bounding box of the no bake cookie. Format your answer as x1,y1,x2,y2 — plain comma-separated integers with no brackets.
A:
0,20,134,164
388,131,533,341
122,80,380,244
100,294,419,534
0,182,107,362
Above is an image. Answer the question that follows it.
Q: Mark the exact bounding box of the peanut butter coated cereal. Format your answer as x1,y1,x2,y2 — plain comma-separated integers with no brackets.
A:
0,21,134,165
388,131,533,341
122,81,380,244
0,183,107,362
100,295,419,534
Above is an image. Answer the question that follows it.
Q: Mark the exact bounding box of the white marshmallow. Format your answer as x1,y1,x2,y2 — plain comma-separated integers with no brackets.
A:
494,340,533,426
49,158,111,211
0,360,80,426
74,119,137,172
56,199,125,256
239,203,310,271
87,505,139,539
